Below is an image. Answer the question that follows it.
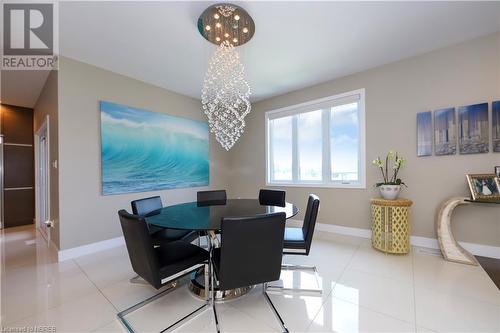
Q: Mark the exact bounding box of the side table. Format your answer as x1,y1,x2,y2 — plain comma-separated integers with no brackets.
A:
436,197,499,265
371,198,413,254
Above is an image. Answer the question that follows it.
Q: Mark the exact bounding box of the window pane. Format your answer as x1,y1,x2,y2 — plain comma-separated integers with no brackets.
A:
298,110,322,181
331,102,359,182
270,116,292,181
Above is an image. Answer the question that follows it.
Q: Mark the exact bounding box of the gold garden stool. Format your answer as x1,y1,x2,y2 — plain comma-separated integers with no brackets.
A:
370,198,413,254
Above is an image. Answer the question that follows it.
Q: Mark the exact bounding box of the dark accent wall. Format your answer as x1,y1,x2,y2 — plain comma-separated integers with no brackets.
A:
1,104,35,228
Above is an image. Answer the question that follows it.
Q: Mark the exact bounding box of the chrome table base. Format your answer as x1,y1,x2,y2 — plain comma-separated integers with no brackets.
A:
188,267,254,301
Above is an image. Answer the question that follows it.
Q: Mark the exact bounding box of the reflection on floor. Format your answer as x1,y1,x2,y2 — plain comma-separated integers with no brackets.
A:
1,225,499,332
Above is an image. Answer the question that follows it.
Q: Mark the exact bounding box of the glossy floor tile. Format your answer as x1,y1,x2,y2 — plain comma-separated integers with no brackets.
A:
413,249,500,306
1,225,499,333
308,296,415,333
332,268,415,323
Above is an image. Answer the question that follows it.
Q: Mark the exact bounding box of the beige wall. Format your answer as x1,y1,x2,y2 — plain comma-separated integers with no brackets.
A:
57,57,231,250
33,71,60,248
230,33,500,247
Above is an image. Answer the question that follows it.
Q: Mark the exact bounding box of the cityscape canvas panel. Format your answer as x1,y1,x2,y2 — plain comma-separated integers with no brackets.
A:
458,103,489,154
100,101,209,195
417,111,432,156
434,107,456,155
493,101,500,153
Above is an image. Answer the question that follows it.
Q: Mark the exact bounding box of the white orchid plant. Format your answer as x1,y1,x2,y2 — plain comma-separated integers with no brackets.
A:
372,150,407,187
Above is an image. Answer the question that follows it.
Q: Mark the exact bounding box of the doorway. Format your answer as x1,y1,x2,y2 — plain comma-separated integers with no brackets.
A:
0,104,35,229
35,116,50,241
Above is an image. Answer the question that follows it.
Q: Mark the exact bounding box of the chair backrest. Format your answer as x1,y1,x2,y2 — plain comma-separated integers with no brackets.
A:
118,210,159,286
131,196,162,216
218,212,286,290
301,194,320,254
197,190,227,205
259,189,286,207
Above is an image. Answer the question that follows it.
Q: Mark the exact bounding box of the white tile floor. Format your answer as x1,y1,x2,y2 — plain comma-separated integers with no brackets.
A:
1,225,499,333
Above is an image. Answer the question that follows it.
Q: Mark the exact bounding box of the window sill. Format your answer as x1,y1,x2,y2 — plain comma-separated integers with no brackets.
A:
266,182,366,189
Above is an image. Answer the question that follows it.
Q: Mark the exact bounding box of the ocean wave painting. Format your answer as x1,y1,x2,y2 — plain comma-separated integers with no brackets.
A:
100,101,209,195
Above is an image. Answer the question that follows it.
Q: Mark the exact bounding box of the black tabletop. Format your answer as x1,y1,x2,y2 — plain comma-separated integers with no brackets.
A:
145,199,299,231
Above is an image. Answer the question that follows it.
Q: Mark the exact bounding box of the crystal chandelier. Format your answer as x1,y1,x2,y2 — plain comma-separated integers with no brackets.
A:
201,41,251,150
198,4,255,150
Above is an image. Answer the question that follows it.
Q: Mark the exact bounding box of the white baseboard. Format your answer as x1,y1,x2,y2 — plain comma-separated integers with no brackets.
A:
57,221,500,262
58,236,125,262
409,235,440,249
289,219,500,260
459,241,500,260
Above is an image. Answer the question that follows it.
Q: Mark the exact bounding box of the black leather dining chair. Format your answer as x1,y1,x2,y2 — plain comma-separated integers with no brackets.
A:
259,189,286,207
211,212,289,332
283,194,320,256
117,210,210,331
197,190,227,205
197,190,227,242
268,194,321,294
131,196,198,245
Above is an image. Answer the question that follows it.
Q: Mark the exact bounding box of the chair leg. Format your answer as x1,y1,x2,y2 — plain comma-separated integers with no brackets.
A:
266,264,322,294
209,236,221,333
263,283,289,333
118,281,206,333
129,275,149,285
204,263,209,302
281,263,317,271
129,275,178,289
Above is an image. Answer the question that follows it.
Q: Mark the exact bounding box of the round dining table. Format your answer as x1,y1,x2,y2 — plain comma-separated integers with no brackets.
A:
145,199,299,300
145,199,299,230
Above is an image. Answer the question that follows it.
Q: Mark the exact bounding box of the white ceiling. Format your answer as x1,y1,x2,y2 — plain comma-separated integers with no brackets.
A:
59,1,500,102
4,1,500,108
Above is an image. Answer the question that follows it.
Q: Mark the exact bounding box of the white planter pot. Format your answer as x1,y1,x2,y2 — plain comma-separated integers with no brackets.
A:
379,185,401,200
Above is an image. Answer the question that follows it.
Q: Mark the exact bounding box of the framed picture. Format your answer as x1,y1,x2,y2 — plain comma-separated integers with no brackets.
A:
493,101,500,153
434,107,456,155
100,101,210,195
495,166,500,178
417,111,432,156
458,103,489,154
466,174,500,201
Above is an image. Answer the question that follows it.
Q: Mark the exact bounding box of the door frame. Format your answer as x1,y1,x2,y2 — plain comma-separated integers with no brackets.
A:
34,115,50,240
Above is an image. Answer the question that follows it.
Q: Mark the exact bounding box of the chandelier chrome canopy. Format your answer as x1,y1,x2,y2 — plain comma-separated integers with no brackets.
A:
199,3,254,150
198,3,255,46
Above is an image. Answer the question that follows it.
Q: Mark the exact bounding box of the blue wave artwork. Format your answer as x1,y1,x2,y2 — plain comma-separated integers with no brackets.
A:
100,101,209,195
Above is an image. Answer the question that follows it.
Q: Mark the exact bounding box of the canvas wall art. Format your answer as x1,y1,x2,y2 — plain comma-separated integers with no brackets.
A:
100,101,209,195
434,107,456,155
458,103,489,154
493,101,500,153
417,111,432,157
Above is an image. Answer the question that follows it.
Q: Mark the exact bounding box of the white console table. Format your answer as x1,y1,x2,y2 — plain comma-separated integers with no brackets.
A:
436,197,499,265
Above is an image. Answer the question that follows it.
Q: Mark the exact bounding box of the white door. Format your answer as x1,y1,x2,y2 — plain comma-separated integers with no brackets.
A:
35,117,50,243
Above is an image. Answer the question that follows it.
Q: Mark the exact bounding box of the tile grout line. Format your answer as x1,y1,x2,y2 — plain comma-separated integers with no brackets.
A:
304,239,364,333
224,295,282,333
305,241,419,332
1,230,72,326
411,246,418,333
72,258,120,314
324,245,418,328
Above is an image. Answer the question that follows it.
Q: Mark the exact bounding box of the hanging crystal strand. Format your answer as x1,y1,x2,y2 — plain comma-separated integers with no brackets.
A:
201,41,251,150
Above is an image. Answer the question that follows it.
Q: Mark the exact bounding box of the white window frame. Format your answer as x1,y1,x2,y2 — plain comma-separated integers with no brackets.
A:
265,89,366,189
